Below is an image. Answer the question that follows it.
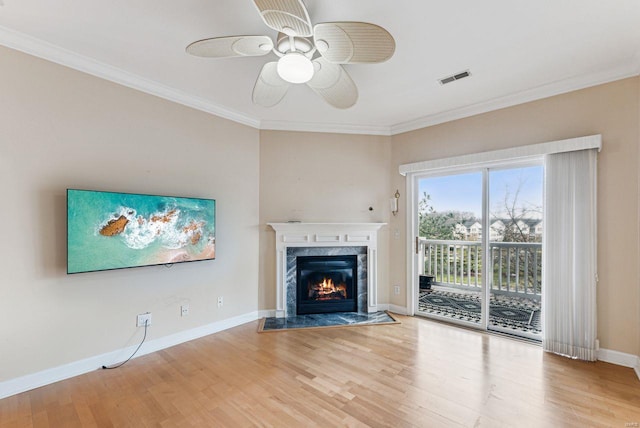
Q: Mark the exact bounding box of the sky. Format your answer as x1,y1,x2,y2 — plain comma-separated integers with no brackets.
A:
418,165,543,218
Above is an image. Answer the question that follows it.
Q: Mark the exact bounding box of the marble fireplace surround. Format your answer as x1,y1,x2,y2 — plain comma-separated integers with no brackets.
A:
268,223,385,318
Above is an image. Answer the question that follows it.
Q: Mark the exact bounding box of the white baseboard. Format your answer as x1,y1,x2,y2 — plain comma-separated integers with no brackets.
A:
387,304,408,315
0,311,261,400
598,348,640,373
368,304,408,316
4,312,635,401
258,309,276,318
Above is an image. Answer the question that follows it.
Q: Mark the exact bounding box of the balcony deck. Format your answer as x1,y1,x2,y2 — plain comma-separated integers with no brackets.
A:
418,238,542,339
418,286,541,337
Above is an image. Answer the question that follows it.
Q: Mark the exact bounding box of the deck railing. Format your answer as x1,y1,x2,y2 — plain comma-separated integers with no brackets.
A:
419,238,542,298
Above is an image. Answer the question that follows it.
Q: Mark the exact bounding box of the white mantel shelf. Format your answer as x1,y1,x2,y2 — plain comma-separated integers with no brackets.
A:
267,222,386,318
268,222,385,245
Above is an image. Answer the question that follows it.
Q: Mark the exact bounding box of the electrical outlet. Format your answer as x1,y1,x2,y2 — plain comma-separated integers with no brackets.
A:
394,285,400,295
136,312,152,327
217,296,223,308
181,304,189,317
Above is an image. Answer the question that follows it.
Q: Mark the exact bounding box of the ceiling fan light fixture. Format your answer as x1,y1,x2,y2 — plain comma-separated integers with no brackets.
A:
277,52,314,83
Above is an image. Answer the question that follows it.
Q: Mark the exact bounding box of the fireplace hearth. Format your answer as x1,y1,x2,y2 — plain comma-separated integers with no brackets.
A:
296,255,357,314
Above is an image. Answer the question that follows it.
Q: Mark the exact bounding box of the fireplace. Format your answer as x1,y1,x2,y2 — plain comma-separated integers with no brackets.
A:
296,255,357,314
268,222,384,318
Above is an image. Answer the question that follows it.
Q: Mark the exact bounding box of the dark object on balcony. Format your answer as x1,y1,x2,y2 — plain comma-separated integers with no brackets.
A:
420,275,434,290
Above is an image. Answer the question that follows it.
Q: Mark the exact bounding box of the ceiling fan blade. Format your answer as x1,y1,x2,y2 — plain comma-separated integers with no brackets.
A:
186,35,273,58
253,62,291,107
253,0,313,37
313,22,395,64
306,57,357,109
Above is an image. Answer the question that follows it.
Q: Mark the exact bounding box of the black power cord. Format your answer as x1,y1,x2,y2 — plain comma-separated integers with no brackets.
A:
102,320,149,370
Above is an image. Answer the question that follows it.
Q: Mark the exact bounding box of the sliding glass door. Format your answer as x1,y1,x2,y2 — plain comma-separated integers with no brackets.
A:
415,163,543,341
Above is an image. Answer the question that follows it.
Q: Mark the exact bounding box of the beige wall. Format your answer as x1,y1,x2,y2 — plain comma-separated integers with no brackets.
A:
0,46,260,381
1,41,638,388
390,77,640,356
258,130,392,311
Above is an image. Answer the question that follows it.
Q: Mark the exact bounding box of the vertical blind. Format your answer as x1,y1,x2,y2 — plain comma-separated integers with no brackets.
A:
543,149,598,361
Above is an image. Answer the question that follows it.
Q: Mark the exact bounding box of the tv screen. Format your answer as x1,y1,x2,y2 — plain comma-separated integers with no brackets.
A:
67,189,216,274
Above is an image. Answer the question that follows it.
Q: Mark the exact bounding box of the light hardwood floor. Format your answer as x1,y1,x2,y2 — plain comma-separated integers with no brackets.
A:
1,314,639,427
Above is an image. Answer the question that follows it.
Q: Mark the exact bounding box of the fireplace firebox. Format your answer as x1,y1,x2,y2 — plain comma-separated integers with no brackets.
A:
296,255,357,314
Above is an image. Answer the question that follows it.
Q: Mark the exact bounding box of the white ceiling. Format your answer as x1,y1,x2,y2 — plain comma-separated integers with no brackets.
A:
1,0,639,135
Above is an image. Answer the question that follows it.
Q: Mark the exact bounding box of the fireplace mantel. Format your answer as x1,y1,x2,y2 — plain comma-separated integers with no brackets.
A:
268,223,385,318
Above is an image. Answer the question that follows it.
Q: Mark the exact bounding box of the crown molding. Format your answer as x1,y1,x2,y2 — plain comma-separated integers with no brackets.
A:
633,47,640,75
0,25,260,129
259,119,392,136
390,64,640,135
1,25,638,137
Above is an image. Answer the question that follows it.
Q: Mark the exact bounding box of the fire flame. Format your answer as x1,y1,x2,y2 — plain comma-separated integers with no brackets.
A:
309,277,347,300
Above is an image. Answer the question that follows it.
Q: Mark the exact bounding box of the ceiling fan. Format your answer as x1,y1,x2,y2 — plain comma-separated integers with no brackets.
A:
185,0,395,109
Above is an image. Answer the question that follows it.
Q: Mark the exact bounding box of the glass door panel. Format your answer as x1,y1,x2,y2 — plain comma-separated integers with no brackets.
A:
416,172,484,327
488,166,543,340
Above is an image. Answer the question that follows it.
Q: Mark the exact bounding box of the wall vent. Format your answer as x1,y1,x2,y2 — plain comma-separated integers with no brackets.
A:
439,70,471,85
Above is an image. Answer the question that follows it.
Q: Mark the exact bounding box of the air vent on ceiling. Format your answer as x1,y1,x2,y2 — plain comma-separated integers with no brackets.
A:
439,70,471,85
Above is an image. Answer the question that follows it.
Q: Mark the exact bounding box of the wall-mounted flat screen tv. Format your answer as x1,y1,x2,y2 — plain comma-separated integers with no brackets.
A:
67,189,216,274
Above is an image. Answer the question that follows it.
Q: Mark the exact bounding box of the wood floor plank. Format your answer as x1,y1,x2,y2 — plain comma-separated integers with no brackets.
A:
1,315,639,427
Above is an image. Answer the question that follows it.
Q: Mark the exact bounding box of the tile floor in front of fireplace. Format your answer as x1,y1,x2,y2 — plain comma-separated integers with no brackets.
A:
260,311,398,331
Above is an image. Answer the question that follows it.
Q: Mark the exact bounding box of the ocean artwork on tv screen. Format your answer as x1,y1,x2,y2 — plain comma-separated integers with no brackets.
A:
67,189,216,274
